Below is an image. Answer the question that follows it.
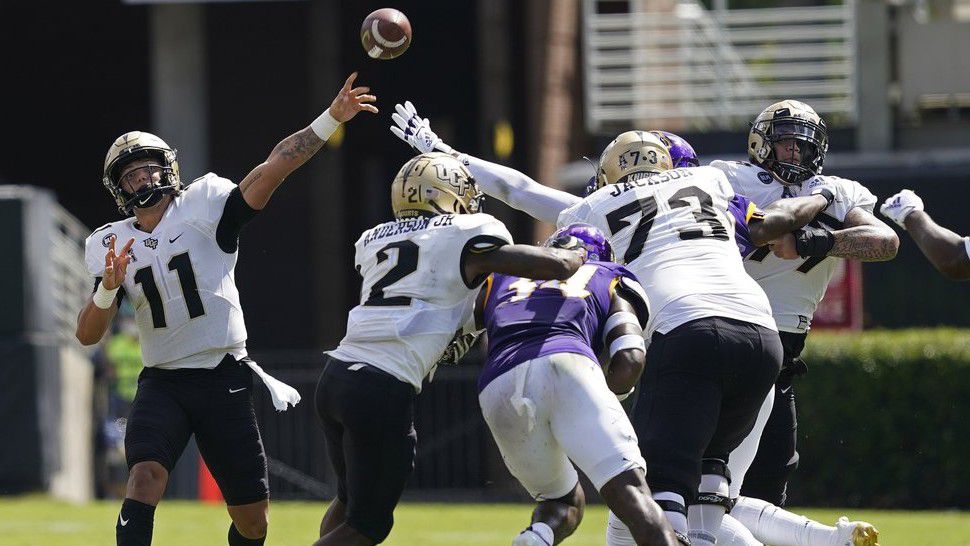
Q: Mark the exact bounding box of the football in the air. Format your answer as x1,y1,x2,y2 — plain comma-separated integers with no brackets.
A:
360,8,412,60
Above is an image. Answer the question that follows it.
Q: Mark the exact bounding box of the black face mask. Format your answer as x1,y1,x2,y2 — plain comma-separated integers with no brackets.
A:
764,119,827,184
115,164,177,214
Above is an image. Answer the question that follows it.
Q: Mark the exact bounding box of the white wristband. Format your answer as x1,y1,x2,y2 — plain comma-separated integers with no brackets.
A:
93,282,119,310
616,386,635,402
609,334,646,357
604,311,640,334
310,108,340,140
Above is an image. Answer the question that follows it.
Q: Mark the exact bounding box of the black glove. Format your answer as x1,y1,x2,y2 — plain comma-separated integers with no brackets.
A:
793,226,835,258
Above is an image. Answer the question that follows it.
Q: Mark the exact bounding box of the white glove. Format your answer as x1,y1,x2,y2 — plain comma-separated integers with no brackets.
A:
390,101,454,154
880,189,924,228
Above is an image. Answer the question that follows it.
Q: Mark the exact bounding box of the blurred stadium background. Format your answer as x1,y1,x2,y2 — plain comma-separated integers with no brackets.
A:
1,0,969,543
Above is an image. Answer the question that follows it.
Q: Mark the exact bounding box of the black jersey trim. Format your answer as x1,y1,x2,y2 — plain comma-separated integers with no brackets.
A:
460,235,509,289
216,186,259,253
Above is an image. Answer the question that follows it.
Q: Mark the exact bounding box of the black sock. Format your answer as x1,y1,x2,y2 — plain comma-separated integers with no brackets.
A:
116,498,155,546
228,523,266,545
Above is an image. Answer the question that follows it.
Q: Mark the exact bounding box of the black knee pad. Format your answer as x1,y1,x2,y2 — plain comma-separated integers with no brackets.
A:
696,458,734,511
700,458,732,483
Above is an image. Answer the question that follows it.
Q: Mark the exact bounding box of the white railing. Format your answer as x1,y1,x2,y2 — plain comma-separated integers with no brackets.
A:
50,204,92,342
582,0,856,132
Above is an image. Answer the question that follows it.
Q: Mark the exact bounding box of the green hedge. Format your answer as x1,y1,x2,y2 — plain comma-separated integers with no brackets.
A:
788,329,970,508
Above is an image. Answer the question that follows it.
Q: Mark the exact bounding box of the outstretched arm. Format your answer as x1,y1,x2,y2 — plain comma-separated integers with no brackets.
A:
464,155,581,224
903,211,970,279
390,100,580,224
881,189,970,279
464,244,586,285
238,72,377,210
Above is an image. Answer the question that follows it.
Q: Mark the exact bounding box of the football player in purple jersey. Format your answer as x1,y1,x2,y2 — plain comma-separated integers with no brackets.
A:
473,224,680,546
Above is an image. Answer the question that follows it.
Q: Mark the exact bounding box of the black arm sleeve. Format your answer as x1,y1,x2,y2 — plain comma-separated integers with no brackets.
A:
216,186,259,253
93,277,126,306
459,235,510,288
613,278,650,329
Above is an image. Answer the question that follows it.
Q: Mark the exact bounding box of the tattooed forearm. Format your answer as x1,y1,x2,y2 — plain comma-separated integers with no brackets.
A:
275,128,325,162
237,127,326,209
829,226,899,261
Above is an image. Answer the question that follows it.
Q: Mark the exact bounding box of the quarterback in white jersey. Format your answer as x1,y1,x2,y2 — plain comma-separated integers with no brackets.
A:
75,73,377,546
83,173,252,370
711,101,893,546
314,153,586,546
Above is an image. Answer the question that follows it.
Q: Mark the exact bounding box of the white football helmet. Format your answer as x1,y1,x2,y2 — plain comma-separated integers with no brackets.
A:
102,131,181,215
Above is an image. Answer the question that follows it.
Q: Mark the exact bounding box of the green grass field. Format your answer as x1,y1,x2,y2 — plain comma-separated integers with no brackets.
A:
1,496,967,545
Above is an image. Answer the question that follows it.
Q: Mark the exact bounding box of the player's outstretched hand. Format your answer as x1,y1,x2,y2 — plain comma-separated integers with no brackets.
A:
390,101,454,154
880,189,924,229
103,236,135,290
329,72,378,123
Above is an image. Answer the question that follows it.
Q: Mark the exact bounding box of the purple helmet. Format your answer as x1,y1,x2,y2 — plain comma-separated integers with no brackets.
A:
544,223,614,262
650,130,699,168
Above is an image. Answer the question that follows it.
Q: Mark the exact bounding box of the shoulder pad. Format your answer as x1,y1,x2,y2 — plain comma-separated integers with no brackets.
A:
91,222,115,235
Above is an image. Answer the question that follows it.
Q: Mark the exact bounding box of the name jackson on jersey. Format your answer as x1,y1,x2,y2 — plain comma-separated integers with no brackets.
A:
602,167,696,196
559,164,776,336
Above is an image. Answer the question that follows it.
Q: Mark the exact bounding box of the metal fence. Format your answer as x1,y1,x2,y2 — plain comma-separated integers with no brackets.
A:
582,0,857,132
251,348,505,500
50,205,93,342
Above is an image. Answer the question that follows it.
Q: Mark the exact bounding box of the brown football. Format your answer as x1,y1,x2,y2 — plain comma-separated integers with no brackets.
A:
360,8,412,60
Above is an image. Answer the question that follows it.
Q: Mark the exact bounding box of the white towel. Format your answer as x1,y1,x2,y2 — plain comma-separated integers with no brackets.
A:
245,360,301,411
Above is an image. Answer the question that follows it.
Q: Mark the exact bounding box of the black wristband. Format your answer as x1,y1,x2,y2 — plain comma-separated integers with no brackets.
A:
812,188,835,208
794,226,835,257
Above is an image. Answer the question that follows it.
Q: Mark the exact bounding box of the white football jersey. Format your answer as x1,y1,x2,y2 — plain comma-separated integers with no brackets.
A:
558,166,776,335
710,160,877,332
84,174,248,369
329,213,513,391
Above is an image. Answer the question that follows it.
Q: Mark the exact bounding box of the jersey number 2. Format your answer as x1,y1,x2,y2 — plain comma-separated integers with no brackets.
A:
133,252,205,329
363,241,420,306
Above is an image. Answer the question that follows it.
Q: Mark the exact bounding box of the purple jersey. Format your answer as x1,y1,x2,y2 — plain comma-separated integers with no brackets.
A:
478,261,641,392
730,194,762,257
